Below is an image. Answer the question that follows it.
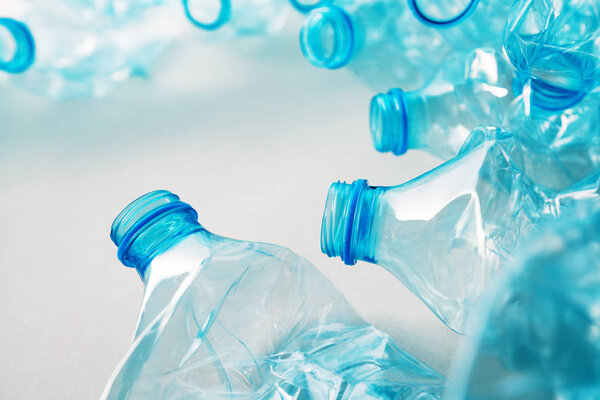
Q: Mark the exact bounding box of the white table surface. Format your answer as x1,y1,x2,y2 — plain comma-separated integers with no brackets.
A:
0,14,459,399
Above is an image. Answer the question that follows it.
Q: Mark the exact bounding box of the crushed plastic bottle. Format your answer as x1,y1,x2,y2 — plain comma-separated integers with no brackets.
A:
370,48,515,160
102,190,446,399
0,1,187,98
446,198,600,399
320,126,600,334
299,0,453,91
182,0,288,36
504,0,600,111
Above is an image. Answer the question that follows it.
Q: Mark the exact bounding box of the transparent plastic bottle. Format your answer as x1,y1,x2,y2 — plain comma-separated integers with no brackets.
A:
370,48,515,160
320,126,600,334
182,0,288,36
504,0,600,111
0,1,186,98
446,199,600,399
102,190,446,399
299,0,453,91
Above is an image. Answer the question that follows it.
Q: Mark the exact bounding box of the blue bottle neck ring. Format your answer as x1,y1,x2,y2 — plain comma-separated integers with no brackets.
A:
408,0,480,28
300,6,354,69
183,0,232,31
321,180,382,265
370,88,409,156
0,18,35,74
111,191,205,278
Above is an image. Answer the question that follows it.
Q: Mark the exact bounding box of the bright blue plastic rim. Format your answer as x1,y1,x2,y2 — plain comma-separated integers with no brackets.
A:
0,18,35,73
408,0,480,28
341,179,367,266
182,0,231,31
289,0,334,14
299,6,355,70
117,202,198,269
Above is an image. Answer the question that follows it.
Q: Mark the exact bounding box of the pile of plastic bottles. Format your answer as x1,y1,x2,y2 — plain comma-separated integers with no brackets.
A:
3,0,599,398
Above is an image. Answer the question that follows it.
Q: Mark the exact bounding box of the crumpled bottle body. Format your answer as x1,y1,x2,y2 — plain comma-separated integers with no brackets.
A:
364,127,599,333
103,231,445,399
446,199,600,399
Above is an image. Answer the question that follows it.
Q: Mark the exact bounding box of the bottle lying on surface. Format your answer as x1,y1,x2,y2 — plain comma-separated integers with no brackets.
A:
504,0,600,111
102,190,446,399
446,198,600,399
370,48,515,160
0,1,186,98
321,126,600,334
299,0,453,91
182,0,288,35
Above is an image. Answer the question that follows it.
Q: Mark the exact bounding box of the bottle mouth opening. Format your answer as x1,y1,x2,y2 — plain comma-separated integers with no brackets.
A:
408,0,479,28
289,0,334,14
369,89,408,156
299,6,354,69
183,0,231,31
321,180,368,265
0,18,35,74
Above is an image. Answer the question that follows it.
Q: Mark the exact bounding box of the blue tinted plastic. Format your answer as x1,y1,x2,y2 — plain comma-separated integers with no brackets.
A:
183,0,287,35
370,48,515,159
446,199,600,399
289,0,334,14
300,0,453,90
0,18,35,73
102,190,446,399
504,90,600,191
407,0,479,27
321,127,600,334
505,0,600,111
1,1,185,98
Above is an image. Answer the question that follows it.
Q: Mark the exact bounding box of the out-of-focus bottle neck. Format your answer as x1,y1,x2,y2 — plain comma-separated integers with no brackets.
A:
408,0,479,28
0,18,35,73
321,180,383,265
110,191,207,279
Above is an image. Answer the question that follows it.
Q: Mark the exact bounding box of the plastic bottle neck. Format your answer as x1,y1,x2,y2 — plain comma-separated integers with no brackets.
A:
321,180,383,265
408,0,479,28
182,0,231,31
110,191,206,278
370,89,409,155
289,0,334,14
528,77,588,112
0,18,35,74
299,6,354,69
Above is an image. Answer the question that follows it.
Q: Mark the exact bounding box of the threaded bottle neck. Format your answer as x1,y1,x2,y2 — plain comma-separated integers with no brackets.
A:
370,88,409,156
408,0,479,28
111,191,205,278
528,77,588,112
321,180,382,265
299,6,354,69
0,18,34,74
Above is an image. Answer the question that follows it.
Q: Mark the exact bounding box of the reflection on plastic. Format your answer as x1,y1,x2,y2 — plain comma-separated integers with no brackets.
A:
102,190,446,399
321,126,600,334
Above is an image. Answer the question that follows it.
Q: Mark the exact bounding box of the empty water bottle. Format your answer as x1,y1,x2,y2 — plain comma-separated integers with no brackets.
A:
321,126,600,334
299,0,452,90
102,190,446,399
504,0,600,111
0,1,186,98
370,48,514,159
446,198,600,399
183,0,288,36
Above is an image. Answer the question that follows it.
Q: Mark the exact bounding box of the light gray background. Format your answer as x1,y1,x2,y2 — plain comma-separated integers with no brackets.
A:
0,15,459,399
